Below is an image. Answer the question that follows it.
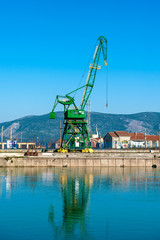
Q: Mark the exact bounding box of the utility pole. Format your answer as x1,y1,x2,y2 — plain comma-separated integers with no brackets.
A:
33,134,36,143
10,126,12,140
60,120,63,147
159,123,160,149
87,100,91,137
60,120,61,142
1,126,4,143
144,129,146,148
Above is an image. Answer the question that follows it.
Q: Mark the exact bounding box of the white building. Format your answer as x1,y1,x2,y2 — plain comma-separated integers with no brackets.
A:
104,131,130,149
129,133,145,148
104,131,160,149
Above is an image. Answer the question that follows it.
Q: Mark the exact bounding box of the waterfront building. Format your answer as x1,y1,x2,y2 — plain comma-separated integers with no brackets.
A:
54,139,64,149
103,131,130,149
146,135,159,148
129,133,145,148
0,142,36,149
104,131,159,149
90,127,104,149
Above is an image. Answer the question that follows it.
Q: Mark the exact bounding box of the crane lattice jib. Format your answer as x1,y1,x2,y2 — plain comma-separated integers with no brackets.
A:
80,36,107,110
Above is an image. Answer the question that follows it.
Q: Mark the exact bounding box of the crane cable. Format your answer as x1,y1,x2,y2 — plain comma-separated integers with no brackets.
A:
106,65,108,108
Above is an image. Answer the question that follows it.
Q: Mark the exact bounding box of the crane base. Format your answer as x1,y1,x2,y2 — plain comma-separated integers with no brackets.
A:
61,119,91,150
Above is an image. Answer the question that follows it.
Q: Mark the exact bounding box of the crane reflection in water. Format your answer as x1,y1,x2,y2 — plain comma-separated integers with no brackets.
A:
48,172,93,239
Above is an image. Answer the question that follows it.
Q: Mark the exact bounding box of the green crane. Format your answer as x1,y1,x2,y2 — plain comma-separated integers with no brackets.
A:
50,36,107,152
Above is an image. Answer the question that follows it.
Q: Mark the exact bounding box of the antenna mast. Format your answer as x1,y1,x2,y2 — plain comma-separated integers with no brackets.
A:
87,100,91,137
159,123,160,149
1,126,4,143
10,126,12,140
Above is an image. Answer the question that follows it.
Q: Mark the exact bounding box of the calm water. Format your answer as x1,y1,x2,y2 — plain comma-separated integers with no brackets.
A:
0,167,160,240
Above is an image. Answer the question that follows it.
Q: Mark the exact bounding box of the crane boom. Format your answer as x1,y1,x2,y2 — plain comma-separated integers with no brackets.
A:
80,36,107,109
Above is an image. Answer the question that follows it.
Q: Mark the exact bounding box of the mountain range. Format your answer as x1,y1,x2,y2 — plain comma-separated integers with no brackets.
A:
0,111,160,143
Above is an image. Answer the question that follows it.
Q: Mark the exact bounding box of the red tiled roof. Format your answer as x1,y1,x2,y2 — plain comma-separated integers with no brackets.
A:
105,131,160,142
146,135,159,141
129,133,159,141
129,133,145,140
114,131,130,137
108,132,118,137
91,138,100,143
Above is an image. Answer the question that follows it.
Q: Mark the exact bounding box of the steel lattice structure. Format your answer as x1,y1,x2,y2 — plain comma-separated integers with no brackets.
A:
50,36,107,151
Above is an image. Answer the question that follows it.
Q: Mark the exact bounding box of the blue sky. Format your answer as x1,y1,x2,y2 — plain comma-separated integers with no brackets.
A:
0,0,160,122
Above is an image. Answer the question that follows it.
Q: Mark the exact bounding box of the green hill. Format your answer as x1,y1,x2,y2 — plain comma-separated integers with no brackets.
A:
0,112,160,143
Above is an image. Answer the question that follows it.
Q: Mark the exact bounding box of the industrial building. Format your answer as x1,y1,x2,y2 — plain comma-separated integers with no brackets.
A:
0,126,36,149
0,141,36,150
104,131,160,149
104,131,130,149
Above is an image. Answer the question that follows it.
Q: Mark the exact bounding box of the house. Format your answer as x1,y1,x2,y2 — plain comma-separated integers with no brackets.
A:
129,133,145,148
55,139,64,149
114,131,130,148
129,133,159,148
146,135,159,148
90,137,104,149
104,130,160,149
90,138,100,148
104,131,130,149
90,126,104,149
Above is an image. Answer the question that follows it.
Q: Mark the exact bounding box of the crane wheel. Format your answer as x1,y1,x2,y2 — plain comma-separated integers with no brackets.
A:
82,148,94,153
58,148,68,153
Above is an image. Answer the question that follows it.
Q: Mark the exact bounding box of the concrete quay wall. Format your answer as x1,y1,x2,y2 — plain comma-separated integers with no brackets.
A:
0,156,160,167
1,149,160,158
0,149,160,167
